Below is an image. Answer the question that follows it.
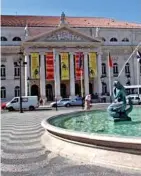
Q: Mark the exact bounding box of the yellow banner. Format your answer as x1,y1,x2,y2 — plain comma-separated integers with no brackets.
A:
89,52,97,78
60,53,69,80
31,53,40,79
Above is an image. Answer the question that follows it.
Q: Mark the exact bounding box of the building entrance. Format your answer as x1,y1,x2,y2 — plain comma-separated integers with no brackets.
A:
46,84,53,101
31,84,39,98
75,83,81,96
61,83,67,98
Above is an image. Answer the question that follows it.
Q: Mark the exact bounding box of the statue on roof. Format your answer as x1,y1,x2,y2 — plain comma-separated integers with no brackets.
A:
24,23,29,39
95,27,100,37
60,12,67,25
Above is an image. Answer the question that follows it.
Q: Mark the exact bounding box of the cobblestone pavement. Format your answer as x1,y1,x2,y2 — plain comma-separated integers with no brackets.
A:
1,109,141,176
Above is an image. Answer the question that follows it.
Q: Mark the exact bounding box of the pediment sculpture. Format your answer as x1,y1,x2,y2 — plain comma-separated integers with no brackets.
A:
41,29,88,42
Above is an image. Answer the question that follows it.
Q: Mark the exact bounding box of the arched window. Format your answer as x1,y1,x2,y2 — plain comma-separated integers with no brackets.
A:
101,37,106,42
14,63,20,78
1,87,6,98
15,86,20,97
1,65,6,79
102,63,106,76
1,36,7,41
113,63,118,76
12,37,21,41
110,38,118,42
125,63,130,76
122,38,129,42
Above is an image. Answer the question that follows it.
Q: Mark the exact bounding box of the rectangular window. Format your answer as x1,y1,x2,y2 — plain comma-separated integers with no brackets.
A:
1,89,6,98
14,66,20,78
1,66,6,80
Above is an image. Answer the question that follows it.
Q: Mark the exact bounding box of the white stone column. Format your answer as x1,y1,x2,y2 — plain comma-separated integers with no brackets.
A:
69,52,75,98
54,52,61,99
84,53,89,96
24,54,30,96
40,53,46,100
97,52,102,96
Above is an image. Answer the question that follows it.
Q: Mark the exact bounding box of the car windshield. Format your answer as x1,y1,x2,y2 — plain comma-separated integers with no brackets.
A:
60,99,70,102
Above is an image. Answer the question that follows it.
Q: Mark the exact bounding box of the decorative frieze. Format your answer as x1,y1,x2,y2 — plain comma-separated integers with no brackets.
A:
41,30,87,42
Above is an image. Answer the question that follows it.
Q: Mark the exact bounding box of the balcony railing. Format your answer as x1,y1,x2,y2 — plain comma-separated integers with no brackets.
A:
1,41,22,46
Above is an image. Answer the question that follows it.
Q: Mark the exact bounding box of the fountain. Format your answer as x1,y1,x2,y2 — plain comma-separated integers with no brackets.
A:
107,81,133,122
41,44,141,169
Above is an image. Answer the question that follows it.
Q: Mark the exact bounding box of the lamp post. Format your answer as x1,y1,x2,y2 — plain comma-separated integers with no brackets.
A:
27,77,30,96
14,49,27,113
55,97,58,111
19,57,23,113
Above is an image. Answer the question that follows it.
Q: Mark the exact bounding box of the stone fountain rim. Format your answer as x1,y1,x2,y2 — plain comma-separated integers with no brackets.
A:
41,109,141,145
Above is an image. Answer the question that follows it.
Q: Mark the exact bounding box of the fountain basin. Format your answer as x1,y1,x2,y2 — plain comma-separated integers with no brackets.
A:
41,108,141,153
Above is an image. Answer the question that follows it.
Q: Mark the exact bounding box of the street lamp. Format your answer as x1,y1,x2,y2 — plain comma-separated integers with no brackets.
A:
55,97,58,111
14,49,27,113
27,77,30,96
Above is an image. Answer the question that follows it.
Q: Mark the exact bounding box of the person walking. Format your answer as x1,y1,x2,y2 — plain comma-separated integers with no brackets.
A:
84,94,91,110
39,97,43,106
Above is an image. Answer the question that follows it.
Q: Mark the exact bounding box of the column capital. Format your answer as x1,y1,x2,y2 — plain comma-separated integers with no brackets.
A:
69,52,74,55
24,52,30,55
39,52,45,55
97,51,103,56
84,52,88,55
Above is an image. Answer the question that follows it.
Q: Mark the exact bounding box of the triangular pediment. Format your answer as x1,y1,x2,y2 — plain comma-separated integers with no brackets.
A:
25,25,101,43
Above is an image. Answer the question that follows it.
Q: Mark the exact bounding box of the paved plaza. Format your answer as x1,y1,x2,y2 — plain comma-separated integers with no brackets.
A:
1,108,141,176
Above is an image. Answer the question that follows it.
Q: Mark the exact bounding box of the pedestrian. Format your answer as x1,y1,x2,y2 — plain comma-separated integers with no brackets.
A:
84,94,91,110
39,97,43,106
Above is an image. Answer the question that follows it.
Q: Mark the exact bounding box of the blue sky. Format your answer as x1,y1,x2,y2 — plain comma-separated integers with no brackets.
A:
1,0,141,23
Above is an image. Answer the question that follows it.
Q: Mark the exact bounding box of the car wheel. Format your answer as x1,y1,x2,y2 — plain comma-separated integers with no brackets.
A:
29,106,35,111
8,107,14,111
65,103,70,107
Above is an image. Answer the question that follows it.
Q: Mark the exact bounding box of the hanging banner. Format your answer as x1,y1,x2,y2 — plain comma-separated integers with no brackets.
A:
75,52,84,80
60,53,69,80
31,53,40,79
46,52,54,80
89,52,97,78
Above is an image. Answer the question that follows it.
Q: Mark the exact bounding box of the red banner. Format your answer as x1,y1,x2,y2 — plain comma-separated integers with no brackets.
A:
75,52,84,80
46,52,54,80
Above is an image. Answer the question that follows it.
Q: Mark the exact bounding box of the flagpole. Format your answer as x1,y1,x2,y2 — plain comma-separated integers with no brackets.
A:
81,69,83,97
53,48,58,111
108,52,112,102
137,59,140,96
118,41,141,78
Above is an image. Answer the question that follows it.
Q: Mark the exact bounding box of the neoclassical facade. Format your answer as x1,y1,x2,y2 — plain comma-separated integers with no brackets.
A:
1,13,141,101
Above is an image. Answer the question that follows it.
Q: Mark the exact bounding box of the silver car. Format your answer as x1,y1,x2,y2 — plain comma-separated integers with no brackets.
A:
126,95,141,105
50,98,82,107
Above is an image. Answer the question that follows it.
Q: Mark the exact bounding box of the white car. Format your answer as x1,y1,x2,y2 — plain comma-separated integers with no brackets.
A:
126,95,141,105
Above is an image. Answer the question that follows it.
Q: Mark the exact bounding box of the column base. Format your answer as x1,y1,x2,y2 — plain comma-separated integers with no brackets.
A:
55,96,62,100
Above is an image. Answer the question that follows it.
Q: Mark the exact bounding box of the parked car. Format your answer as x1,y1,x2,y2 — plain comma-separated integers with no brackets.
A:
126,94,141,105
6,96,39,111
50,97,82,107
1,102,7,110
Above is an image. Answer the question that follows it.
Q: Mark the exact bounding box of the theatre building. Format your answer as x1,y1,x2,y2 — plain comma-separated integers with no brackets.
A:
1,13,141,102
